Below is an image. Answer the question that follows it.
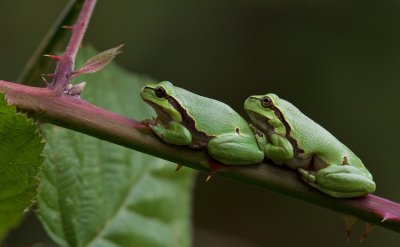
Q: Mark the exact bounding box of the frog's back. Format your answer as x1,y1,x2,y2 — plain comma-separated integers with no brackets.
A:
278,99,367,171
173,86,251,135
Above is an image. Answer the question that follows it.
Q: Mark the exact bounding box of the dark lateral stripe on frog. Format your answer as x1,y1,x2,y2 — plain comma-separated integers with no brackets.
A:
164,94,214,147
266,104,305,155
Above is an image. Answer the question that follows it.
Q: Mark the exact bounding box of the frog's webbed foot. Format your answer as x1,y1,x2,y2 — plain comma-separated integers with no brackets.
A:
264,134,294,165
298,165,376,198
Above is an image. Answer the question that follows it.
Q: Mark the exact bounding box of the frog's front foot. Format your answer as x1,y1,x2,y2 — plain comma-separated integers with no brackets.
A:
142,118,158,128
146,120,192,146
298,165,376,198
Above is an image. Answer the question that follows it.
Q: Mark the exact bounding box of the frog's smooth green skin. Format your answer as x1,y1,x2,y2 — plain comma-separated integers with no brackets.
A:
244,93,376,198
140,81,264,165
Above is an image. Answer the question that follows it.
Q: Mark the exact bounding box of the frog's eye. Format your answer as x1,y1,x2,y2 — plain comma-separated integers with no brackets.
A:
154,86,166,98
261,96,272,108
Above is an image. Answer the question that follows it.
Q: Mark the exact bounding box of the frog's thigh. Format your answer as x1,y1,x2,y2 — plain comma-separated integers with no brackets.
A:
299,165,376,198
207,134,264,165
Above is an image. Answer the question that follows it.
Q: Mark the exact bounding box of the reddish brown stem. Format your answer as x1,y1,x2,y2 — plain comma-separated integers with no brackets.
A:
52,0,97,93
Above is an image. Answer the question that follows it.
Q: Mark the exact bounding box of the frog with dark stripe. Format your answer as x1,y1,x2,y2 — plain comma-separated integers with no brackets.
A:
140,81,264,165
244,93,376,198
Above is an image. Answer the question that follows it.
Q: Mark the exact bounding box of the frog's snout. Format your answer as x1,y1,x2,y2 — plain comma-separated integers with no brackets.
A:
140,86,154,100
244,96,260,110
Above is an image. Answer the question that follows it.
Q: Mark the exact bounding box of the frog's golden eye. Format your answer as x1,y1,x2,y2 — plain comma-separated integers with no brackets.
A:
261,96,272,108
154,86,166,98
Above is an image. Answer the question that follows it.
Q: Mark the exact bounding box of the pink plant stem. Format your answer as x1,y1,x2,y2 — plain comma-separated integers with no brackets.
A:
52,0,97,93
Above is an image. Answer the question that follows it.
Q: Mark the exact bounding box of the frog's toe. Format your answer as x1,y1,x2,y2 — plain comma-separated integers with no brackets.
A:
298,168,316,183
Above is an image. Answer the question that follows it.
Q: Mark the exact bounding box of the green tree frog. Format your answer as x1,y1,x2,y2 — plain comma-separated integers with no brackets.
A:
244,93,376,198
140,81,264,165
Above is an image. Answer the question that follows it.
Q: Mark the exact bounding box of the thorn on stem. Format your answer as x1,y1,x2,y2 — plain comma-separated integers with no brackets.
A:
43,54,61,61
175,164,183,172
381,212,396,222
206,173,214,183
61,25,74,30
46,73,55,78
205,160,228,183
41,74,50,86
342,214,357,243
360,223,375,242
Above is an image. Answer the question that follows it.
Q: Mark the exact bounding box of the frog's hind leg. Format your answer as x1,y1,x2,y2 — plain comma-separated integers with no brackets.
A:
298,165,376,198
207,133,264,165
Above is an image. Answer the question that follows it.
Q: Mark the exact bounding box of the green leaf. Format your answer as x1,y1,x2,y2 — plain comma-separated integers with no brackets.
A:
37,46,194,247
0,93,45,240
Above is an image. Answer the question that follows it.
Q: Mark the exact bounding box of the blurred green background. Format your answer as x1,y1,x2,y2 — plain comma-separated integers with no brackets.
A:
1,0,400,246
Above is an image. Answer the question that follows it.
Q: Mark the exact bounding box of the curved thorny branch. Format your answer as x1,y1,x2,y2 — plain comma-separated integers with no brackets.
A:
0,0,399,237
50,0,96,93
